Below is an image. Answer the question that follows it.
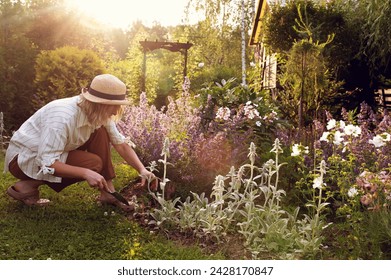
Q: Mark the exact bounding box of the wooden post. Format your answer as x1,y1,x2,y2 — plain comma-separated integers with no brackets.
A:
142,49,147,92
183,48,188,78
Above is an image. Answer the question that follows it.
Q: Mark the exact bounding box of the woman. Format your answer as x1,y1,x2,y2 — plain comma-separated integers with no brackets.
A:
4,74,154,211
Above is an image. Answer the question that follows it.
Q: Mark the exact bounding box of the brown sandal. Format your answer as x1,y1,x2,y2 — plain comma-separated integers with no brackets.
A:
97,195,135,212
6,186,50,206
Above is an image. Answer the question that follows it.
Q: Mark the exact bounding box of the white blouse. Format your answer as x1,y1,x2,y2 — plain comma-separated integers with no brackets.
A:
4,95,126,183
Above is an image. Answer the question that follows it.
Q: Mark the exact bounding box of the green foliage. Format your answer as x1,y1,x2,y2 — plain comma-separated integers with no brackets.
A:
264,0,358,75
263,0,375,114
198,77,255,107
327,210,391,260
109,23,186,104
25,0,93,50
181,0,254,91
147,139,330,259
358,0,391,79
124,235,224,260
34,46,105,107
0,0,39,130
278,4,341,128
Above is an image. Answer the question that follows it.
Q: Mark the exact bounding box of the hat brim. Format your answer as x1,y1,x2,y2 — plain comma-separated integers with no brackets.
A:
81,89,131,105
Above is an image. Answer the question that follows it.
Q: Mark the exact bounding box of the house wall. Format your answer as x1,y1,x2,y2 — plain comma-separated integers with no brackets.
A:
249,0,278,93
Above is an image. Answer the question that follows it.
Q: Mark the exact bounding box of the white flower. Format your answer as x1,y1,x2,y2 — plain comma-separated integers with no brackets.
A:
369,135,386,148
244,103,260,120
291,144,309,156
256,121,262,127
353,126,362,137
313,176,324,189
291,144,301,157
320,131,330,142
347,187,358,198
250,61,256,67
344,124,361,137
198,62,204,68
344,124,356,135
327,119,337,130
339,120,346,129
216,107,231,120
333,131,345,145
104,212,108,216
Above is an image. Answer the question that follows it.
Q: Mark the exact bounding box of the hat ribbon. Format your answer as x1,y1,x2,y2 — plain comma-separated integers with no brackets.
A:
88,87,126,101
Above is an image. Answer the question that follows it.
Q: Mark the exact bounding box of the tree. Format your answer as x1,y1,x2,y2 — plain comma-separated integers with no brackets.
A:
25,0,93,50
0,0,38,130
263,0,376,113
34,46,105,108
264,0,360,83
356,0,391,85
279,4,340,131
182,0,253,90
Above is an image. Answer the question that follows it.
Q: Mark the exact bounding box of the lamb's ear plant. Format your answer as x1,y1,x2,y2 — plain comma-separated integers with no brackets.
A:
295,160,332,258
237,139,298,259
148,138,180,230
148,138,330,259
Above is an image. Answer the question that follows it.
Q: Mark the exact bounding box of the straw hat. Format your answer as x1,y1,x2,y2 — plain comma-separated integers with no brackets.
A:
81,74,131,105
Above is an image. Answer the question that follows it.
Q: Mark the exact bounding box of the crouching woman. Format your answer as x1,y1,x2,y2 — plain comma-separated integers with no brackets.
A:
4,74,154,211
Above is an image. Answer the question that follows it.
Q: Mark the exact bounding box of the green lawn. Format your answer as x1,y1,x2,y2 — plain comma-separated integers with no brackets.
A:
0,151,223,260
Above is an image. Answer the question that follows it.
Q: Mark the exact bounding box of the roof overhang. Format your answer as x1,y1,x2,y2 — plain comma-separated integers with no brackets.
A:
249,0,269,46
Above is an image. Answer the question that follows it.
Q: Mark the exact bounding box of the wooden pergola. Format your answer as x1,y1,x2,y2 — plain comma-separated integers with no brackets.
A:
139,40,193,92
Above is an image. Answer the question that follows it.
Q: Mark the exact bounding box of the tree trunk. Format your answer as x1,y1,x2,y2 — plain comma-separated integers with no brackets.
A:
241,0,247,86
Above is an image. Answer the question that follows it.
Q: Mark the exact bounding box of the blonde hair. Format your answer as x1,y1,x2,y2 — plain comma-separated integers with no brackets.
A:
78,95,123,126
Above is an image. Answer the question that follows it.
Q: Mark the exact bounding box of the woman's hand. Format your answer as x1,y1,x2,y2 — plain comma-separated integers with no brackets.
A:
51,160,109,191
139,168,157,189
83,169,108,191
113,142,158,189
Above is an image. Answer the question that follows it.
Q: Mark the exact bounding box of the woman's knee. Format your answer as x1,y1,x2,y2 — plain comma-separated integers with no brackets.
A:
66,150,103,173
89,154,103,173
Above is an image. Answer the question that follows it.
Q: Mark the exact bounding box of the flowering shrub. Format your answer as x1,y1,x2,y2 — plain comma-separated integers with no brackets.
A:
117,81,254,194
198,78,283,147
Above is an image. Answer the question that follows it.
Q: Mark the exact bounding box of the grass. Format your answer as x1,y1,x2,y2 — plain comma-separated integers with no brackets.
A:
0,151,224,260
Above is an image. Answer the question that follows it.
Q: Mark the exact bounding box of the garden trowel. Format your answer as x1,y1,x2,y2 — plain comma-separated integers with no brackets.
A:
106,190,130,206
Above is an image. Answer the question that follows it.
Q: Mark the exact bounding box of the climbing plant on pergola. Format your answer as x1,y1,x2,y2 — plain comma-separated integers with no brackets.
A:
139,40,193,92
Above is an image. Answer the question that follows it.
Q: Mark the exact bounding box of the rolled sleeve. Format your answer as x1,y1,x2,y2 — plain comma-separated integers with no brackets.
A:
35,126,68,181
105,121,126,145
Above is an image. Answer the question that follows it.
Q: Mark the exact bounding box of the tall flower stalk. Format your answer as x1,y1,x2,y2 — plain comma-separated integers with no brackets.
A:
159,138,171,199
309,160,330,240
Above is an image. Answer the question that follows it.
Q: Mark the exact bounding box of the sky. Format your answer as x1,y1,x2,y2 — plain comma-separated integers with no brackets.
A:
66,0,202,29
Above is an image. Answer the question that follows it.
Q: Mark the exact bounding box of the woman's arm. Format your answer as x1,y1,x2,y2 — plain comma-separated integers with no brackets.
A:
51,161,108,190
112,142,154,184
